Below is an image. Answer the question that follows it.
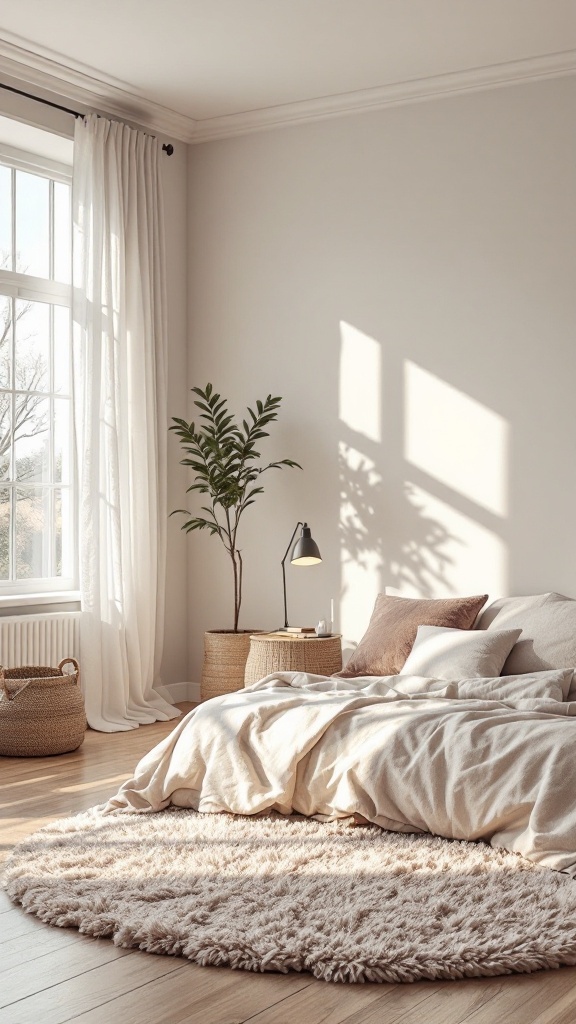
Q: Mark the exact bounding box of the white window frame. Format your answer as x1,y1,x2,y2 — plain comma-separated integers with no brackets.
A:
0,143,77,603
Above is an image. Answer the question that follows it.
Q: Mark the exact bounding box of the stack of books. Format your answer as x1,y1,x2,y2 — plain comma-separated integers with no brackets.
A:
267,627,317,639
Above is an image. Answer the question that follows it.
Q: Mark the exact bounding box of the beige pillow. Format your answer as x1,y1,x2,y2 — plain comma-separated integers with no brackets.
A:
476,593,576,681
399,625,521,679
337,593,489,678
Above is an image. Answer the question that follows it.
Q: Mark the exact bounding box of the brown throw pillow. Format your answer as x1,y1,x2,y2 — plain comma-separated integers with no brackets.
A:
338,593,489,678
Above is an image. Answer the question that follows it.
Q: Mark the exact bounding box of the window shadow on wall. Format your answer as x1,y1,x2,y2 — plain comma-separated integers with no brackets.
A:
338,321,509,643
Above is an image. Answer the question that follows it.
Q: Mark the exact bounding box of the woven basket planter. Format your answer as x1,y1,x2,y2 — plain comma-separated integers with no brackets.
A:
0,658,86,757
201,631,263,701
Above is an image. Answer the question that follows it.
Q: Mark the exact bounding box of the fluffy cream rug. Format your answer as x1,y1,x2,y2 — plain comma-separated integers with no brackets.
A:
5,808,576,984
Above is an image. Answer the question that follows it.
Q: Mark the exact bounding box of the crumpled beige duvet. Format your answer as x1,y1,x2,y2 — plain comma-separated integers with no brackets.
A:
105,670,576,874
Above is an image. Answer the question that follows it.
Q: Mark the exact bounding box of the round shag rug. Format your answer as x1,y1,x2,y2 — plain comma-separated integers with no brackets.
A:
4,808,576,984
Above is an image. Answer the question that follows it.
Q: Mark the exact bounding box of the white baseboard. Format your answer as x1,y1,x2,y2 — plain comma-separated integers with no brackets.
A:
159,681,201,704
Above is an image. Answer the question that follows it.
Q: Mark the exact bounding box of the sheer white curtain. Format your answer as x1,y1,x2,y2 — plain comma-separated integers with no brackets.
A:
72,113,180,732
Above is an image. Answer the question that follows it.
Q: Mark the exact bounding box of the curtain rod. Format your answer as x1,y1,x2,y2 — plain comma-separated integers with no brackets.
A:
0,81,174,155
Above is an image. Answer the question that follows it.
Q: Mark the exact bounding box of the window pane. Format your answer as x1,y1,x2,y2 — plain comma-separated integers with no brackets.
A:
15,487,49,579
54,398,70,484
0,295,11,389
0,158,73,591
53,304,70,394
53,181,71,284
0,165,11,270
54,487,72,577
0,393,10,480
14,395,49,482
0,487,9,579
15,170,49,278
15,298,50,392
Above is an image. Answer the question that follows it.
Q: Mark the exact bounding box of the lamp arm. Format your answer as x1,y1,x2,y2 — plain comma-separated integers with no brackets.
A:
281,521,303,629
281,521,303,567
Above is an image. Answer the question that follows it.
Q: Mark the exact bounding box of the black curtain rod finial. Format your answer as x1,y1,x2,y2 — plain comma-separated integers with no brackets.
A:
162,143,174,156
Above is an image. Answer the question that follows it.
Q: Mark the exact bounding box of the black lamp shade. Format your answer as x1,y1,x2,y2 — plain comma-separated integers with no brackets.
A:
291,523,321,565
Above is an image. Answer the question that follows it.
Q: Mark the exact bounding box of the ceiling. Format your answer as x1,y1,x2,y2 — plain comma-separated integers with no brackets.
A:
0,0,575,138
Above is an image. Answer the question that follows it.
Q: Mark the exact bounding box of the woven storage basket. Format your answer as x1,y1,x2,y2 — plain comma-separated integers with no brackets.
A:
201,631,262,701
244,634,342,686
0,658,86,757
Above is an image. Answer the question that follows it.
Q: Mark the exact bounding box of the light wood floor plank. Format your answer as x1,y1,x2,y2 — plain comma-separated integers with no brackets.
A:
0,890,13,912
457,968,576,1024
389,975,537,1024
70,964,313,1024
0,952,185,1024
0,925,82,974
0,906,69,944
244,975,428,1024
533,989,576,1024
3,702,576,1024
0,935,132,1008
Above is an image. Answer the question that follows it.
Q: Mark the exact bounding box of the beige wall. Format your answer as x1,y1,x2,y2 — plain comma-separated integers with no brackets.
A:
185,76,576,680
2,72,573,688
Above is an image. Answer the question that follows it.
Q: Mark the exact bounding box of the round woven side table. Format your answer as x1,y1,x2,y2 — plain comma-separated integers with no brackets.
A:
244,633,342,686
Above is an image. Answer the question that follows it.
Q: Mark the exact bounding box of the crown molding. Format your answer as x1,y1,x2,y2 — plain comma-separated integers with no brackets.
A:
190,48,576,144
0,36,196,141
0,34,574,147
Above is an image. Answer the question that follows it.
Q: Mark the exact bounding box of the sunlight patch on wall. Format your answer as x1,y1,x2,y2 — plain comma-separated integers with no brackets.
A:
339,321,381,443
339,441,382,643
392,483,507,602
404,361,508,518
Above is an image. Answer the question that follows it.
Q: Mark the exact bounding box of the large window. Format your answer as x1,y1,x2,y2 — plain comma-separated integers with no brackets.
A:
0,147,74,596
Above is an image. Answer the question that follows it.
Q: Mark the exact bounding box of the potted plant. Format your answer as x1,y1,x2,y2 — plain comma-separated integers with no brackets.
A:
171,384,301,698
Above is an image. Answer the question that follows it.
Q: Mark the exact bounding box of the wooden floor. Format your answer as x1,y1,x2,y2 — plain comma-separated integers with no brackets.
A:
2,707,576,1024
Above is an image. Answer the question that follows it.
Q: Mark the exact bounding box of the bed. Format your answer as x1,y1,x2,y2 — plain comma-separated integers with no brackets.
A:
105,591,576,877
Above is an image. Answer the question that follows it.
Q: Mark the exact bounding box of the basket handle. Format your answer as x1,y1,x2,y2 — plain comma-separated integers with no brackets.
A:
58,657,80,684
0,666,12,702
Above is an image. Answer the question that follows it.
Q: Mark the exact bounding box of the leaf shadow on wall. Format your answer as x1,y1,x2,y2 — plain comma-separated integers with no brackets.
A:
339,445,459,603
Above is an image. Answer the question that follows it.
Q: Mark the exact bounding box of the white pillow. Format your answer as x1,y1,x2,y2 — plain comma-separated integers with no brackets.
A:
399,625,522,679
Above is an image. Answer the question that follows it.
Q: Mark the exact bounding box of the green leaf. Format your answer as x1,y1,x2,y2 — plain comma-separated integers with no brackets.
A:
171,385,302,621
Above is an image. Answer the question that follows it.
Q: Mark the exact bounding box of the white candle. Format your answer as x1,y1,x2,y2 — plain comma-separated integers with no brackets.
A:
330,598,334,631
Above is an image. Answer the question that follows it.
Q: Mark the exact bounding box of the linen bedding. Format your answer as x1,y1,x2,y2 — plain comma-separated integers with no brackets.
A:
106,668,576,875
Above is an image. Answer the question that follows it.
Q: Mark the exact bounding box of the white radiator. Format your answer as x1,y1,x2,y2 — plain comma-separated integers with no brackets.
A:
0,612,80,668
